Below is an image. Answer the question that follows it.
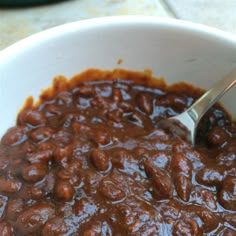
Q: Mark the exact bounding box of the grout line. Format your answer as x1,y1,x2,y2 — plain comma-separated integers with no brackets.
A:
159,0,179,18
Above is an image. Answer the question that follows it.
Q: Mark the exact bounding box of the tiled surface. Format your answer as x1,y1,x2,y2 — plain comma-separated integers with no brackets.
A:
166,0,236,34
0,0,235,50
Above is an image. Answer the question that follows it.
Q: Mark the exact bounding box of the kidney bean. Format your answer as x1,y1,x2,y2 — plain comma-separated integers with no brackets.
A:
53,145,72,167
208,126,230,147
173,219,199,236
6,199,24,220
0,178,22,194
16,203,55,234
1,126,27,146
0,221,13,236
41,216,71,236
54,180,75,202
27,149,52,164
90,148,111,172
136,92,153,115
29,127,54,143
196,166,225,186
143,161,174,200
218,176,236,211
18,109,47,127
100,180,126,202
21,163,47,183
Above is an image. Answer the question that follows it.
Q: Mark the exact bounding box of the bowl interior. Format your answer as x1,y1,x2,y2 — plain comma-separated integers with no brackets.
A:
0,17,236,136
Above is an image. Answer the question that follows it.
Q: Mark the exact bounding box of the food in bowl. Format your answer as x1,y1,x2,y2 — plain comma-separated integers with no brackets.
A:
0,69,235,235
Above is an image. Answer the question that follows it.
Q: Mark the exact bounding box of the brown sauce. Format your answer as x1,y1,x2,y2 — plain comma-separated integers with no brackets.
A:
0,69,235,235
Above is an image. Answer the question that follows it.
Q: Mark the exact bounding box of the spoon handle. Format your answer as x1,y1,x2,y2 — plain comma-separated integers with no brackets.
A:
187,66,236,125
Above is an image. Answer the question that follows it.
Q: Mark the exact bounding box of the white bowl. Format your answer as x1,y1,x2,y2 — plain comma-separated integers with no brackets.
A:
0,16,236,136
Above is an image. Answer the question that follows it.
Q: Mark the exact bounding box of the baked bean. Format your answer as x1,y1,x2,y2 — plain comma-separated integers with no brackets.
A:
67,160,82,174
173,219,198,236
84,221,112,236
53,145,72,167
76,84,95,97
21,163,47,183
37,140,55,151
218,176,236,211
0,221,13,236
0,195,8,218
120,101,133,112
18,185,43,200
144,161,174,200
196,208,220,232
208,126,230,147
107,109,123,123
90,148,111,172
41,216,71,236
156,93,187,112
112,88,123,103
16,203,55,234
0,72,236,235
52,130,73,147
99,180,126,202
27,149,52,164
171,154,192,201
6,199,24,220
216,151,236,166
196,166,225,186
95,130,111,146
191,187,217,210
54,180,75,202
136,92,153,115
44,104,62,117
29,127,54,143
56,91,73,105
0,178,22,194
1,126,27,146
223,214,236,228
18,109,46,127
150,151,169,169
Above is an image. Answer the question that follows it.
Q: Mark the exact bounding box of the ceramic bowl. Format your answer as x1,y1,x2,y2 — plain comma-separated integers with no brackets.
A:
0,16,236,136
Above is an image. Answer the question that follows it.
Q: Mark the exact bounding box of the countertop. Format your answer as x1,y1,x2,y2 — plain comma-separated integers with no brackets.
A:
0,0,236,50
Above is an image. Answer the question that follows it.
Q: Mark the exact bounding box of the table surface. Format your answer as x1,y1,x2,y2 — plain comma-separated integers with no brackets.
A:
0,0,235,50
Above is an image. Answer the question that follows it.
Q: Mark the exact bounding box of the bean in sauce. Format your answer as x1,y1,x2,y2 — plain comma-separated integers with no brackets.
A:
0,69,235,235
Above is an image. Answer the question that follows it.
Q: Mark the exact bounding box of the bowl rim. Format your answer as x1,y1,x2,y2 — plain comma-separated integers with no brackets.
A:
0,16,236,63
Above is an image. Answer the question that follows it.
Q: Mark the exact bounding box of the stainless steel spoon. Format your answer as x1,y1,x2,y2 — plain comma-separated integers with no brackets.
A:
158,66,236,145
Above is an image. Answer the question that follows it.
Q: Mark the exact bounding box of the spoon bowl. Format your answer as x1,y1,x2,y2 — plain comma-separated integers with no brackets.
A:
159,66,236,145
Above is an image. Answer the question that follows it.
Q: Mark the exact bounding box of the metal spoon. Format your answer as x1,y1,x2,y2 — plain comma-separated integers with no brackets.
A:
158,66,236,145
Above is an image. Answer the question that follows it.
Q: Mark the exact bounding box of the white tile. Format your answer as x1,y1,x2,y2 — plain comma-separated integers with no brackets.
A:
0,0,172,49
166,0,236,34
